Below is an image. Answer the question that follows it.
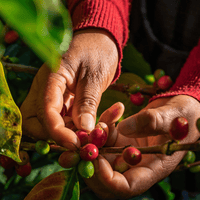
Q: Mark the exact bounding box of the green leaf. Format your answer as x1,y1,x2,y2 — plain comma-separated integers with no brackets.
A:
61,168,79,200
121,43,152,79
0,44,5,59
0,61,21,162
24,168,79,200
117,72,147,85
0,0,72,72
0,19,4,43
158,178,175,200
98,72,148,118
0,166,7,185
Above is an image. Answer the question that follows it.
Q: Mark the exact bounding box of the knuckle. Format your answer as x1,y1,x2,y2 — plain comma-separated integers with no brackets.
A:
77,94,98,113
140,109,164,134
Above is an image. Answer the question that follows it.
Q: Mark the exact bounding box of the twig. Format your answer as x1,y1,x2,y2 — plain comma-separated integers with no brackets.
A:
100,140,200,155
20,140,200,155
108,83,159,96
20,142,68,152
175,160,200,171
2,61,38,75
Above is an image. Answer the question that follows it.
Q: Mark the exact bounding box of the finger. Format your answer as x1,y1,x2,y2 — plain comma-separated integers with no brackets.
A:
86,155,154,199
99,102,125,125
39,73,81,150
63,116,77,131
117,107,170,138
20,78,47,140
87,151,185,199
98,102,125,146
72,70,104,132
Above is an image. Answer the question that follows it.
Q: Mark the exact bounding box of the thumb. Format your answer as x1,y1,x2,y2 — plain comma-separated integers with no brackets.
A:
72,75,103,132
117,108,168,138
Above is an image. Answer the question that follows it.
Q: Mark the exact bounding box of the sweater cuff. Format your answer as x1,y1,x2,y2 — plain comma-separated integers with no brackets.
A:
149,38,200,103
68,0,130,83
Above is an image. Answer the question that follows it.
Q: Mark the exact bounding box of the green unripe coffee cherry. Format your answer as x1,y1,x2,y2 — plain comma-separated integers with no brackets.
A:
154,69,165,81
196,118,200,132
35,140,50,155
182,151,196,164
78,160,94,178
144,74,155,85
189,165,200,173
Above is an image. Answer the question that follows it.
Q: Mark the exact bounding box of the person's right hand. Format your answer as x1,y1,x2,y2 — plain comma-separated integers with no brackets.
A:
20,28,119,150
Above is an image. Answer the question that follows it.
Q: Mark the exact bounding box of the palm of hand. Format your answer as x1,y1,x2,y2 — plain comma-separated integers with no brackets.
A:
84,95,200,200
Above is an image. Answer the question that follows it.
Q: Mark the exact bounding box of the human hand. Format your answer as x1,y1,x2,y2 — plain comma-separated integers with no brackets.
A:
84,95,200,200
20,28,118,150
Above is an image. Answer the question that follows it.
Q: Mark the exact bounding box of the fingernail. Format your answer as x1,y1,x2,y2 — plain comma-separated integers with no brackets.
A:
79,113,95,132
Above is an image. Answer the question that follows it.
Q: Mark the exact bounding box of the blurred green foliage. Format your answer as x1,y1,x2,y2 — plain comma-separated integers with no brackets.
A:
0,0,72,72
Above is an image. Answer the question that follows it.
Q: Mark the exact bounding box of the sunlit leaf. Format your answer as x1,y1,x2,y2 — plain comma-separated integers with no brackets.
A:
158,178,175,200
24,168,79,200
121,43,152,79
0,61,21,162
0,19,4,42
117,72,146,85
0,0,72,72
98,72,148,118
0,44,6,60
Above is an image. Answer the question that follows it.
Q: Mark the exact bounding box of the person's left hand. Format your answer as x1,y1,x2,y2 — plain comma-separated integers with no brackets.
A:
84,95,200,200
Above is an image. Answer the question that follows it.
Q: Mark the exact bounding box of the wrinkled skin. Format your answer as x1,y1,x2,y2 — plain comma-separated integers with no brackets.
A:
84,95,200,200
20,28,200,199
20,29,118,150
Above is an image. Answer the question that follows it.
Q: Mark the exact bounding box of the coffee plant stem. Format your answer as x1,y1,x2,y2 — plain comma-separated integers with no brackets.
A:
20,142,68,152
20,140,200,155
108,83,158,96
175,160,200,171
2,61,38,74
100,140,200,155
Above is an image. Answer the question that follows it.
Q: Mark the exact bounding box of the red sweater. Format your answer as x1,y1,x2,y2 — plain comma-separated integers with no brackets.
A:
67,0,200,103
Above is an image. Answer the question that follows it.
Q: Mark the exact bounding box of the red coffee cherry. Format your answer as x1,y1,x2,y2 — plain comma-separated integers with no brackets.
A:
79,143,99,161
122,147,142,166
157,75,173,90
15,162,32,177
4,30,19,44
130,92,145,106
88,127,107,148
0,155,16,169
169,117,189,141
58,151,80,169
76,130,89,147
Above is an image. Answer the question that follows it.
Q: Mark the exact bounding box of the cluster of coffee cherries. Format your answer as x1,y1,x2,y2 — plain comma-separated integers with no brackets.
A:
129,69,173,106
0,140,50,177
58,127,108,178
58,127,143,178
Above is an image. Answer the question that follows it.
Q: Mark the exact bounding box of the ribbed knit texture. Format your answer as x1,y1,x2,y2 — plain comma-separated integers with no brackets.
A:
149,39,200,103
67,0,130,83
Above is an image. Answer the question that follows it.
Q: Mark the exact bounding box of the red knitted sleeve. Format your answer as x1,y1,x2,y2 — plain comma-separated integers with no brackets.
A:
149,38,200,103
67,0,131,82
